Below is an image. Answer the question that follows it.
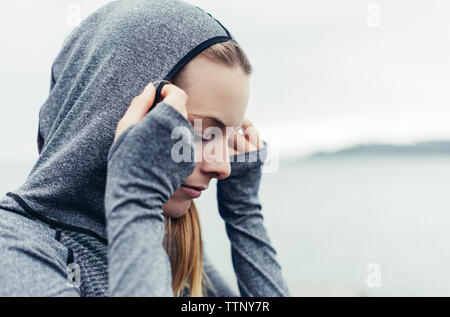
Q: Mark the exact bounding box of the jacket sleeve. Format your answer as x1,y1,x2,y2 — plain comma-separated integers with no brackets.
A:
202,249,239,297
216,142,291,297
104,102,195,296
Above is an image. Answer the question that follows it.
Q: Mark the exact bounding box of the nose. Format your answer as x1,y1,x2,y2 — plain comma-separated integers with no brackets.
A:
200,160,231,180
199,142,231,180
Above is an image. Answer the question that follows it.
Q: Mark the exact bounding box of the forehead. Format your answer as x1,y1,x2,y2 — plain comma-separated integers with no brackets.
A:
180,56,250,129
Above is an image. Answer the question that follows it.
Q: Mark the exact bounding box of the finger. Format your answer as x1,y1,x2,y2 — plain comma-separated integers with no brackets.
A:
241,118,263,149
228,146,237,156
160,83,187,102
232,132,247,153
232,131,258,153
160,83,188,119
160,83,179,98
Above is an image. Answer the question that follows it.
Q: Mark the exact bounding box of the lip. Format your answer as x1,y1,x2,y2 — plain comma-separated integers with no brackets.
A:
180,185,206,199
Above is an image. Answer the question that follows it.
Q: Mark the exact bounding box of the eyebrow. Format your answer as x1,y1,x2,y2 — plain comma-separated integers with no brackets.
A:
189,114,242,131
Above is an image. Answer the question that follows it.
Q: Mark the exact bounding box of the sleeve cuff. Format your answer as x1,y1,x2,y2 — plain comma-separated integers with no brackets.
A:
150,101,192,131
227,140,269,178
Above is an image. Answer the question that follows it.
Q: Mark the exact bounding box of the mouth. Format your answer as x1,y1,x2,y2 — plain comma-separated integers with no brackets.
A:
180,184,207,199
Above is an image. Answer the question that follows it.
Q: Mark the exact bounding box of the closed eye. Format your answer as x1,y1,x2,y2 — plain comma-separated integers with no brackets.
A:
194,133,214,143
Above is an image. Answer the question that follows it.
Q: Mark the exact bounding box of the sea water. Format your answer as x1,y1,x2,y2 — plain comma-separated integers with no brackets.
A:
197,155,450,296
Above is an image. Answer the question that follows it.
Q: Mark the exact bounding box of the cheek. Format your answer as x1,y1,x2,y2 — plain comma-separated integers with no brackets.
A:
194,141,203,162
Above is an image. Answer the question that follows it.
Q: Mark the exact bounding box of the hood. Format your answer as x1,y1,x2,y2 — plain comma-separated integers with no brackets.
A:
1,0,234,241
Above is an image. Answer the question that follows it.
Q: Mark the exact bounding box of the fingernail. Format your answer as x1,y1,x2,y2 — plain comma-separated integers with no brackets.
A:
144,82,154,92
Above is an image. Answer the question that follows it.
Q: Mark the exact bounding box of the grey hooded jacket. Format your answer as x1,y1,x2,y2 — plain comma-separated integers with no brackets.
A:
0,0,290,296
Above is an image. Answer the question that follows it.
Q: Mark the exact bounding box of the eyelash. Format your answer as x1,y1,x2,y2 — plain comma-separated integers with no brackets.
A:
194,134,211,143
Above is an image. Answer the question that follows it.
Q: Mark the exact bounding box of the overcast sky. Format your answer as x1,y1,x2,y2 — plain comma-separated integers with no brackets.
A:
1,0,449,162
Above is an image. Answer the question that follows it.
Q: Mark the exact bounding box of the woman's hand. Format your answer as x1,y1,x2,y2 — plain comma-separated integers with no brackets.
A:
114,82,188,142
105,82,196,296
228,118,264,155
216,118,290,297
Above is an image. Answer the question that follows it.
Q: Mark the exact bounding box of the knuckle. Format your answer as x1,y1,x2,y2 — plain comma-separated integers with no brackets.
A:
171,85,186,97
131,95,142,104
177,89,188,102
177,87,187,96
117,118,131,129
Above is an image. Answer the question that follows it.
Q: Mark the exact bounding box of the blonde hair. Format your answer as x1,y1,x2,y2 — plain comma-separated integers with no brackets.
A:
162,40,253,297
200,40,253,75
163,202,214,297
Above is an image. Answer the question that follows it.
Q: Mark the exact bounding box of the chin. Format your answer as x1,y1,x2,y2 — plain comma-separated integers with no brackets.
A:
162,199,192,218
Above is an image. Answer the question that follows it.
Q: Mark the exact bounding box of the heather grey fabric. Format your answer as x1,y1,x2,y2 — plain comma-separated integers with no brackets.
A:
0,102,290,296
0,206,236,297
105,101,195,296
217,147,291,296
0,0,290,296
105,102,289,296
0,208,80,296
0,101,290,296
0,0,232,239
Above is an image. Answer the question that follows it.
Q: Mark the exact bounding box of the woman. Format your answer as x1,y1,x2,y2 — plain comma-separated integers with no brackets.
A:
0,0,290,297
